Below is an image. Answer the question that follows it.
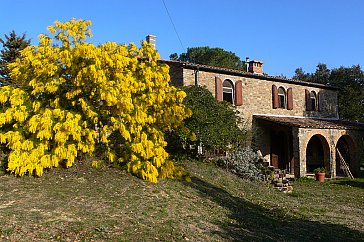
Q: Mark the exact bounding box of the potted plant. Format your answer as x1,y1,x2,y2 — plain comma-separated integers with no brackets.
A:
314,167,326,182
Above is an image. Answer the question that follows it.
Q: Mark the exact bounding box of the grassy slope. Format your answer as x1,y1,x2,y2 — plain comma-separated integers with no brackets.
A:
0,160,363,242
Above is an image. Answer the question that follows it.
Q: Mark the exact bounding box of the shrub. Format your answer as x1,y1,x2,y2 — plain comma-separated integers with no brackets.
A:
295,176,314,183
313,167,326,174
216,147,264,181
166,85,247,158
0,19,190,182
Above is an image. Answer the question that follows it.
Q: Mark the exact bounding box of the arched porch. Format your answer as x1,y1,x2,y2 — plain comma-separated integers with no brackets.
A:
305,134,331,174
335,135,357,177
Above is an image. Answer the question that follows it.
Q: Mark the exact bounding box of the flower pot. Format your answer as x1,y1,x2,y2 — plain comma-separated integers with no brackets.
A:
315,172,325,182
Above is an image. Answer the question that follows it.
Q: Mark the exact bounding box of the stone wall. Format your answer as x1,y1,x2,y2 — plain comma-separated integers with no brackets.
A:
255,123,363,178
176,67,339,128
296,128,363,177
168,64,184,87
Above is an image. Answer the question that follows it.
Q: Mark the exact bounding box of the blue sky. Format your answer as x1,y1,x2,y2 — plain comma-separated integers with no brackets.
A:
1,0,363,78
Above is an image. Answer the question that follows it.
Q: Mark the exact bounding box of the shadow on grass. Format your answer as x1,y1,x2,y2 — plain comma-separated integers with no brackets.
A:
185,177,364,242
333,179,364,189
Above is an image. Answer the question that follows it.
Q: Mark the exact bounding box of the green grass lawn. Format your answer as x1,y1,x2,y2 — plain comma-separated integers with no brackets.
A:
0,160,363,241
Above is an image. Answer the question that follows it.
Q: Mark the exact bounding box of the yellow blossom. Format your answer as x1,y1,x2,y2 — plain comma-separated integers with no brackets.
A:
0,18,190,182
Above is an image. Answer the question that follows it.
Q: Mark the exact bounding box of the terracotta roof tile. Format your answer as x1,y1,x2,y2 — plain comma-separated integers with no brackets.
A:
254,115,364,130
159,59,338,90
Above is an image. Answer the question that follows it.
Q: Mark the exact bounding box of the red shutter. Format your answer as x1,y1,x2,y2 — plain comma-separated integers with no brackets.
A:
215,77,223,101
272,85,278,109
235,80,243,106
305,89,311,111
287,87,293,110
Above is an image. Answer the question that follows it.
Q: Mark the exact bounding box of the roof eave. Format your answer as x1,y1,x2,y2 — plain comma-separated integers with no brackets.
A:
160,59,339,90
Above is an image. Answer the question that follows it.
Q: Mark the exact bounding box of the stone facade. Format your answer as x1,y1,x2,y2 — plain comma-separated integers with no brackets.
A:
167,61,338,124
163,60,363,178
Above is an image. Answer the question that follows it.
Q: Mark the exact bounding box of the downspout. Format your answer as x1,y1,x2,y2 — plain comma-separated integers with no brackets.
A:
194,66,202,156
246,57,250,72
194,66,199,86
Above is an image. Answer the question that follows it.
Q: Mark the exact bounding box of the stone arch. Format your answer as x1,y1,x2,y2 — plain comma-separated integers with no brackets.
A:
335,135,357,176
305,134,330,173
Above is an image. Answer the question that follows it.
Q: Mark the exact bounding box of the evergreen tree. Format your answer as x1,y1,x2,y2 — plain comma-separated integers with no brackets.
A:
0,31,31,86
166,85,247,157
170,46,246,70
312,63,331,84
293,67,311,81
293,64,330,84
329,65,364,121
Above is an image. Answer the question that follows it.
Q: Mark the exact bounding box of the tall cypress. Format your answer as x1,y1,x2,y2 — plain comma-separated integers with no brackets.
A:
0,31,31,86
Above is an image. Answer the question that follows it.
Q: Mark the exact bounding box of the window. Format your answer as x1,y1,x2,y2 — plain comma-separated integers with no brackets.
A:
223,79,234,104
310,91,317,111
273,85,292,110
305,89,321,111
278,87,286,108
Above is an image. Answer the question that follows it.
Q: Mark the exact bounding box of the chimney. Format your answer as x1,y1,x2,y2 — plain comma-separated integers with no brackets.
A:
146,34,156,49
248,60,264,74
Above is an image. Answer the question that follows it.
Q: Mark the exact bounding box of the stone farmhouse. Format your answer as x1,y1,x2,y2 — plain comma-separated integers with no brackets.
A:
148,36,364,178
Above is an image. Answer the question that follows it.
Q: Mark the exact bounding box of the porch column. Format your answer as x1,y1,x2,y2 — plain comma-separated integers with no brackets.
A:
330,144,336,178
328,129,336,178
292,127,304,178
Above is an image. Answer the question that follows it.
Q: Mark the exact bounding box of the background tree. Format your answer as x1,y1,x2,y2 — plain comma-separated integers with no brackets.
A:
293,63,330,84
0,31,30,87
330,65,364,122
166,85,247,158
169,53,178,61
292,67,309,81
170,46,246,70
312,63,331,84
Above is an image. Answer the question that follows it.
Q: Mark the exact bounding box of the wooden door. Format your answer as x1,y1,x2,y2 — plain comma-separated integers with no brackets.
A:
271,154,279,168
